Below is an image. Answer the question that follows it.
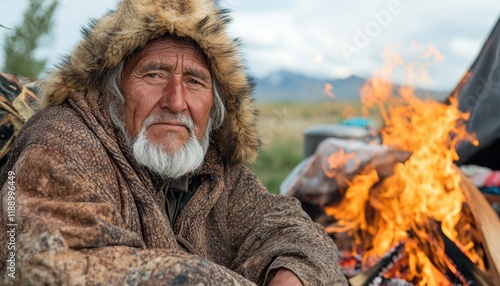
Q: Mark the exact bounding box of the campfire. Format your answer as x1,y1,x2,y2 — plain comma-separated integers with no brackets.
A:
326,45,486,285
284,45,500,285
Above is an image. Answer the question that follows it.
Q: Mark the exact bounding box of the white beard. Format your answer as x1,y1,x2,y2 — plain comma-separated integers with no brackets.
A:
130,112,211,179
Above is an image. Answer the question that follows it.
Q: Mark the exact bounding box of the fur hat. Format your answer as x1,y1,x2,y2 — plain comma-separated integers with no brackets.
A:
38,0,261,165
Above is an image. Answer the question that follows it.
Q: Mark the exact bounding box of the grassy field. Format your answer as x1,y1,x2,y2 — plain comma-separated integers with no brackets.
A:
250,101,379,194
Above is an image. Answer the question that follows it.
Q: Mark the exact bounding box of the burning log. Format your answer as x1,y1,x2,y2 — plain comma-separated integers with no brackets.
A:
346,218,494,286
283,138,411,210
334,204,496,285
434,220,491,285
347,241,406,285
459,170,500,283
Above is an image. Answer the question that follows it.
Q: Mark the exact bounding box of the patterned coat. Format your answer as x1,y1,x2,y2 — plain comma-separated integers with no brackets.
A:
0,0,347,284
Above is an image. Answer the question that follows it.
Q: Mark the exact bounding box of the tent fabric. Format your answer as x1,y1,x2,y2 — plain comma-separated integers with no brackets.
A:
451,17,500,170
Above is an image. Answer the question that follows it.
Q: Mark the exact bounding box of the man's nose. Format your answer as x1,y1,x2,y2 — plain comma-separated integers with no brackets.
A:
160,77,187,113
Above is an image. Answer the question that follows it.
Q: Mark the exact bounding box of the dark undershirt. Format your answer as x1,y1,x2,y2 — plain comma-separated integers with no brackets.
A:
150,173,202,226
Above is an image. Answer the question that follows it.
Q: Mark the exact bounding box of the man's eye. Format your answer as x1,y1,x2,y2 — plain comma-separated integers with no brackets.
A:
188,78,202,85
145,73,159,78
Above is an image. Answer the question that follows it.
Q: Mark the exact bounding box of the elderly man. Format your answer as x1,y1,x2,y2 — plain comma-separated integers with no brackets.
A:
0,0,347,285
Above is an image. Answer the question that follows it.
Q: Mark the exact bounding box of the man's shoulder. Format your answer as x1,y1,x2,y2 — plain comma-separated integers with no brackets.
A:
21,103,93,146
6,103,106,165
0,103,106,180
31,103,84,126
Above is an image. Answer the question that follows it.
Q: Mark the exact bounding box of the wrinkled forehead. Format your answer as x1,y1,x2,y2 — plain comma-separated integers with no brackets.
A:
124,35,211,71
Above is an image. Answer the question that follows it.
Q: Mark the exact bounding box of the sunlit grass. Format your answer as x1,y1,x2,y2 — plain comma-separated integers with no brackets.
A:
251,136,303,194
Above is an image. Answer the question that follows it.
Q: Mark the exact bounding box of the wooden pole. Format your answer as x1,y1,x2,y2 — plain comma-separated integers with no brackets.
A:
459,169,500,285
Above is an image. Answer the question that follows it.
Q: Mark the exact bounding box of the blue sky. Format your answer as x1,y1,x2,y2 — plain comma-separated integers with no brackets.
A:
0,0,499,91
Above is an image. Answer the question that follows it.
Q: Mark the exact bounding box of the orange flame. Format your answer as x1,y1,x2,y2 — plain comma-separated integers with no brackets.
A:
326,45,482,285
321,148,358,178
324,82,335,98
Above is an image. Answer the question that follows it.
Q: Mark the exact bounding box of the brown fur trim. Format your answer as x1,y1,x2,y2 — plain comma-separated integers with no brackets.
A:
38,0,260,165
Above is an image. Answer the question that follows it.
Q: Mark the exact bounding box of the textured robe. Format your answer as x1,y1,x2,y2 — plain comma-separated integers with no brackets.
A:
0,0,348,284
0,91,347,285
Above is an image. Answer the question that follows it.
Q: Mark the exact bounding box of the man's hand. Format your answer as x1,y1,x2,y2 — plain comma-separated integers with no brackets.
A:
269,268,303,286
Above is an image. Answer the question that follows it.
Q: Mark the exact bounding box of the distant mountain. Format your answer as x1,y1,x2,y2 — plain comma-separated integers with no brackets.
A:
253,70,448,102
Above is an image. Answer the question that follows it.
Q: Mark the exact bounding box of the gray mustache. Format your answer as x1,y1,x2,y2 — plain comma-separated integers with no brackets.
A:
144,112,195,132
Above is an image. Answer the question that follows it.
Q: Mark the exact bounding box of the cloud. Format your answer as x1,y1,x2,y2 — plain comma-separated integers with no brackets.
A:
1,0,498,90
225,0,498,89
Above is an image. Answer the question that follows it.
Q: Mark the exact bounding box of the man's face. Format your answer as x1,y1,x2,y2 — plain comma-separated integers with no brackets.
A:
120,37,213,154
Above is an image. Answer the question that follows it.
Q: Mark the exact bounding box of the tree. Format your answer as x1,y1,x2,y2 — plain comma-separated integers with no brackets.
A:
2,0,59,78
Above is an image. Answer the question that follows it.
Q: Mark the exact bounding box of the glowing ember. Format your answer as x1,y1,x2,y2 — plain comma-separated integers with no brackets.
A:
325,45,483,285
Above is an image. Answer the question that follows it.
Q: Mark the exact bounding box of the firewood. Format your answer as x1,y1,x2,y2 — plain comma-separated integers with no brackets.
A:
459,168,500,285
